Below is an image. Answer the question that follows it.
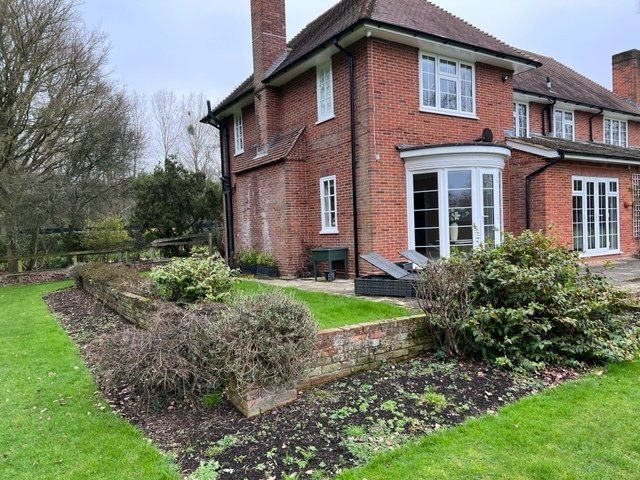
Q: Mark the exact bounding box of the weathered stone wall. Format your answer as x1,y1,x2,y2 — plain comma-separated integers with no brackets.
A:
80,279,155,329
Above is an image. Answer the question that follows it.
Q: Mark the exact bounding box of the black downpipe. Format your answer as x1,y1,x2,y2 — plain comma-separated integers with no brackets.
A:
525,149,565,230
333,39,360,278
203,102,234,262
589,108,604,142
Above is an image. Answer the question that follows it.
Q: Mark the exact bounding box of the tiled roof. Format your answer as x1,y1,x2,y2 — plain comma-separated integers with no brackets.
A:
513,51,640,116
214,0,640,119
214,0,535,115
233,127,306,174
508,135,640,161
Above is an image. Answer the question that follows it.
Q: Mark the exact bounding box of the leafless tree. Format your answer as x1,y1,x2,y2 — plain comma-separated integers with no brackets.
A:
181,92,220,178
150,89,181,161
0,0,115,269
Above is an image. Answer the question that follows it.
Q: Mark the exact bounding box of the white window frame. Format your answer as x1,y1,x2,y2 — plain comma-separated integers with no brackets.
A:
572,175,621,257
513,102,529,137
603,117,628,147
406,166,503,258
319,175,338,234
553,108,575,140
419,52,476,118
234,112,244,156
316,60,334,124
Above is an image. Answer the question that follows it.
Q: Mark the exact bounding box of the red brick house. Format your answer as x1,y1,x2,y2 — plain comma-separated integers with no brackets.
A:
202,0,640,278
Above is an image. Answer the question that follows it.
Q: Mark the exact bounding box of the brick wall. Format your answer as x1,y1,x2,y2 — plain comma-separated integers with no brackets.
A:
506,150,640,257
230,313,433,417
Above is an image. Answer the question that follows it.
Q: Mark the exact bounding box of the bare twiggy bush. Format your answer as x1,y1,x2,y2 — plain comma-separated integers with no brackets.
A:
216,292,318,394
96,302,226,402
415,256,474,357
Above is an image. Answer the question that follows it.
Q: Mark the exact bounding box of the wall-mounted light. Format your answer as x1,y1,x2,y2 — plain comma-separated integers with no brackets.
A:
502,74,509,82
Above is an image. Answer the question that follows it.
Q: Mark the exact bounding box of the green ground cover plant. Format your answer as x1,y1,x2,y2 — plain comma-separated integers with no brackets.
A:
338,357,640,480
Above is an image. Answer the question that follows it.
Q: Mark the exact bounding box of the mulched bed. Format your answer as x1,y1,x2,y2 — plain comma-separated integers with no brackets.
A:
0,269,70,286
46,287,581,480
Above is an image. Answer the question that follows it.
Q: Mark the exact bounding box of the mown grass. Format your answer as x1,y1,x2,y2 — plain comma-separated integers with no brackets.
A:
338,357,640,480
0,281,179,480
234,280,415,329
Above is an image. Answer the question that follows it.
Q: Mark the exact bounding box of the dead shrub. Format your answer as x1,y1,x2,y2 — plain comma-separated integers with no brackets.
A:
216,292,317,393
70,262,154,296
95,302,225,402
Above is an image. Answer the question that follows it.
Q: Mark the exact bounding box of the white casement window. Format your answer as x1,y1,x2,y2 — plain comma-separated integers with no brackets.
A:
316,60,334,123
604,118,628,147
513,102,529,137
572,176,620,256
408,167,502,258
234,112,244,155
320,175,338,234
553,109,574,140
420,53,475,116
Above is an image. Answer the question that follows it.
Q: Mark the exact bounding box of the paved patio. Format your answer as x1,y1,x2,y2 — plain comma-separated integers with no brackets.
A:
589,257,640,296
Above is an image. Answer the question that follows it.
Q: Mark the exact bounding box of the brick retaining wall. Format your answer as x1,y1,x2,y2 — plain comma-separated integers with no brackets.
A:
80,279,155,329
237,314,432,417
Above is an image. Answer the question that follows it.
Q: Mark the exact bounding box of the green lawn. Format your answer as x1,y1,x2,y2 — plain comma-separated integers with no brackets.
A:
0,281,178,480
234,280,414,329
338,357,640,480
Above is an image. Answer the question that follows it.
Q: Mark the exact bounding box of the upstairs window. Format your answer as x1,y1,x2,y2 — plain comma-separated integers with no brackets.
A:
320,176,338,234
604,118,628,147
554,109,574,140
234,112,244,155
513,102,528,137
316,60,334,123
420,53,475,116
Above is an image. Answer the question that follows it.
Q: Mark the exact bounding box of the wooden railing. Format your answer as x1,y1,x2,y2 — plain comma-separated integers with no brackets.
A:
0,247,135,273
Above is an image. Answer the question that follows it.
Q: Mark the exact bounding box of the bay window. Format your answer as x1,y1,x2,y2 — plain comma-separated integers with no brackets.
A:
554,109,574,140
572,176,619,255
604,118,628,147
420,53,475,116
409,166,502,259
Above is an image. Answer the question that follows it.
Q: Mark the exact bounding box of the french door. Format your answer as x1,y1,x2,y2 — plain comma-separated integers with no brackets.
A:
572,177,619,255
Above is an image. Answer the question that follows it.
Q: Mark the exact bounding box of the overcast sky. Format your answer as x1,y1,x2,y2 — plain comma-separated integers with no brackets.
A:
79,0,640,107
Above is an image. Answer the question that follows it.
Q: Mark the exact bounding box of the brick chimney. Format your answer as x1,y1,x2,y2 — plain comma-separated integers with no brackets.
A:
613,49,640,106
250,0,287,152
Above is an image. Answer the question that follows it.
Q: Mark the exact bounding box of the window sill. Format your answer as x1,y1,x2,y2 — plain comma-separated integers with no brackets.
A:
578,249,622,259
320,229,339,235
419,108,478,120
234,151,244,157
316,115,335,126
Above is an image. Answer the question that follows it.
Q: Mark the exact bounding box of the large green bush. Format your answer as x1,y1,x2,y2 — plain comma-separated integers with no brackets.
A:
415,231,637,369
150,254,234,302
216,292,317,392
467,231,636,368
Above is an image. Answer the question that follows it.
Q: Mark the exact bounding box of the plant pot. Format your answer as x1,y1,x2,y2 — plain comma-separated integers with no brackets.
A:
450,223,459,243
256,265,279,278
238,264,257,275
324,270,336,282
